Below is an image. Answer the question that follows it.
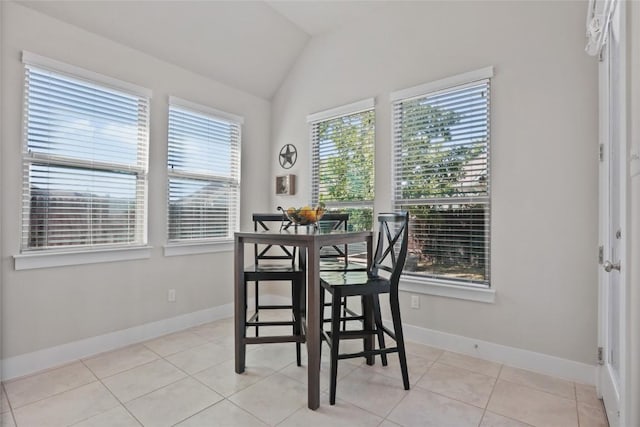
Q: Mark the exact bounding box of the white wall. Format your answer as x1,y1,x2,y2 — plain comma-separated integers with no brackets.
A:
0,0,5,380
1,2,271,360
271,1,599,364
627,1,640,423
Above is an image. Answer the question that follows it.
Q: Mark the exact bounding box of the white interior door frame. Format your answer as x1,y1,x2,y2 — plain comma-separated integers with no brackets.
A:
597,1,628,425
627,2,640,426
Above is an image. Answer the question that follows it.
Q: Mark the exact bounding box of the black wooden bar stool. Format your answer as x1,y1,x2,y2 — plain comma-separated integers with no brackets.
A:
320,212,410,404
243,213,305,365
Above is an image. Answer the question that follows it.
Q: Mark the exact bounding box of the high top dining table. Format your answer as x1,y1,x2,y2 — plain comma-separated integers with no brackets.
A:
234,225,373,410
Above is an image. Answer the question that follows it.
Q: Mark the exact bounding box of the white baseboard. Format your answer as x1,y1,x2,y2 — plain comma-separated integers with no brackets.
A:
277,294,596,384
398,322,597,385
1,302,234,381
2,295,597,387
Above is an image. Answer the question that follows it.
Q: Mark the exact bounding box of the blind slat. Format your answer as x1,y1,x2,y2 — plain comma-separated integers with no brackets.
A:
22,63,149,251
167,103,241,242
311,109,375,204
310,106,375,232
393,78,491,287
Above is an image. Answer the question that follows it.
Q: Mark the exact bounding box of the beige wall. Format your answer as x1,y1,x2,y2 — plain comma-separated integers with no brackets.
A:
0,0,602,370
271,1,599,364
1,2,271,358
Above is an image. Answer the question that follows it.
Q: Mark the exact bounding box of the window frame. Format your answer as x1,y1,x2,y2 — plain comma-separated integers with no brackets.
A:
164,96,243,255
16,52,152,268
308,98,376,232
390,67,494,294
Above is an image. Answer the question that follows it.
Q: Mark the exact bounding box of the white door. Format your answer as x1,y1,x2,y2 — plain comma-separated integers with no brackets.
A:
598,2,626,425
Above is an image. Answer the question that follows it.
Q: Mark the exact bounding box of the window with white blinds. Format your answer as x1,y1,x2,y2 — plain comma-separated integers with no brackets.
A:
21,54,150,251
167,98,242,243
309,99,375,232
392,68,492,287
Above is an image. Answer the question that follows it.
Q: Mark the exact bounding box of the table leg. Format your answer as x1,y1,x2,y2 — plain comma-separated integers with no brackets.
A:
306,242,321,410
234,238,246,374
363,295,375,365
364,234,375,365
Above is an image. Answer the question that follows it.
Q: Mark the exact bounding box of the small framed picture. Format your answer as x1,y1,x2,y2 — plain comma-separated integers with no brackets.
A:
275,174,296,195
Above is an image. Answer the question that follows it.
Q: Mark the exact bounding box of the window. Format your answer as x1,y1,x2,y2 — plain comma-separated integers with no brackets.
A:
309,99,375,232
392,67,492,287
21,52,150,252
167,97,242,243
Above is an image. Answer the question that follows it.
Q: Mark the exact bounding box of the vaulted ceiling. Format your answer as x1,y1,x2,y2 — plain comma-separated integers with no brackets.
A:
17,0,395,100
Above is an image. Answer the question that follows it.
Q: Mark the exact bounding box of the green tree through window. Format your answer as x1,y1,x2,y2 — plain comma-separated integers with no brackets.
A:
393,79,491,286
312,108,374,232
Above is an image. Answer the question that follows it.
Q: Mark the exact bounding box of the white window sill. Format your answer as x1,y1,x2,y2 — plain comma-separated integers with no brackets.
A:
164,240,233,257
399,275,495,303
14,246,153,271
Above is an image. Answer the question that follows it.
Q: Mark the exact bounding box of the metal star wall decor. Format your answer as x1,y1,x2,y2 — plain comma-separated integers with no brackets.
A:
279,144,297,169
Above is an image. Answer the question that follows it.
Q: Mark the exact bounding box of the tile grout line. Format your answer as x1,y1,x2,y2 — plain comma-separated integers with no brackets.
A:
175,356,227,395
224,397,270,427
573,381,581,427
224,367,308,426
271,399,307,427
380,380,412,425
76,358,145,427
3,319,598,427
141,333,207,359
408,363,498,416
85,354,161,382
167,399,220,427
428,360,500,380
2,360,97,412
411,382,496,412
477,363,504,427
123,348,259,422
573,382,609,413
82,348,244,427
338,362,416,422
435,360,501,379
2,382,19,427
483,365,576,427
184,348,283,425
89,357,195,411
117,364,191,402
496,376,580,403
169,345,249,377
333,346,446,424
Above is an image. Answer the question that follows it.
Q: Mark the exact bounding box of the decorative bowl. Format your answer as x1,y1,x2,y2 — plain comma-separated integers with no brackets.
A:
278,204,325,226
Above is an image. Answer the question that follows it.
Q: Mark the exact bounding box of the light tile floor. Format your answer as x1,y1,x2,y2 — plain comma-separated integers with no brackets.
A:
1,316,609,427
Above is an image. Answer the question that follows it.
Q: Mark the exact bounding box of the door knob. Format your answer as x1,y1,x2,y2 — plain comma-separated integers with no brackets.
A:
603,260,621,272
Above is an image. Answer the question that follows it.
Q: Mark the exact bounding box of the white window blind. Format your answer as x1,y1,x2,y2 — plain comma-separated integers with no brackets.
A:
167,99,241,243
22,59,149,251
310,100,375,232
392,74,491,287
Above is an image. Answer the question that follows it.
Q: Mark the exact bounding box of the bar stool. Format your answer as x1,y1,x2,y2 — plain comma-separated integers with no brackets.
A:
320,212,410,404
243,213,305,365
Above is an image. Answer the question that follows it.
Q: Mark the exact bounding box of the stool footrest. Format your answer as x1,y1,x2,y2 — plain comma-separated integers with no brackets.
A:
323,315,365,323
244,335,306,344
257,304,293,310
338,347,399,360
246,320,294,327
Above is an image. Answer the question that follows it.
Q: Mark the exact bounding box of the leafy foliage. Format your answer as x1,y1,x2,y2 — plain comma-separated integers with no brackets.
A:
315,110,375,230
316,111,375,202
398,100,485,201
395,98,489,283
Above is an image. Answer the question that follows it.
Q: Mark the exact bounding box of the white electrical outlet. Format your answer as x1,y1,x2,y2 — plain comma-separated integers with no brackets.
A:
410,295,420,309
168,289,176,302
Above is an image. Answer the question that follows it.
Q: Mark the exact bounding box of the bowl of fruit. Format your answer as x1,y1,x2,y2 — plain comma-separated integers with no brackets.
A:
278,203,326,226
